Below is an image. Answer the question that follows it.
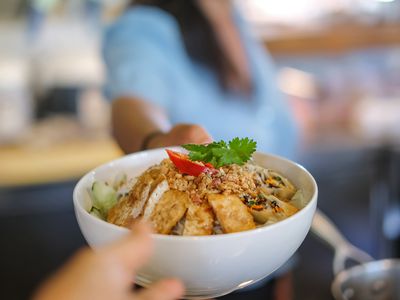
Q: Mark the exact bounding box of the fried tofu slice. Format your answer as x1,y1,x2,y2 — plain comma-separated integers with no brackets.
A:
142,180,169,221
107,166,164,227
250,195,298,224
107,182,151,227
208,194,255,233
150,190,188,234
183,201,214,236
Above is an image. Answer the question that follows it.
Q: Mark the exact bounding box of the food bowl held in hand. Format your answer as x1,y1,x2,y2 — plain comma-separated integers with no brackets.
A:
73,148,318,299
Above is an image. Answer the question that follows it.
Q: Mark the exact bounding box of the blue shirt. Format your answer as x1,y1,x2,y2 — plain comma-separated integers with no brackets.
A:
103,5,298,158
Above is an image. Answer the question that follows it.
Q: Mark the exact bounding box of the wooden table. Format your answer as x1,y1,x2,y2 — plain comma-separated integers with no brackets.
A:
0,138,122,187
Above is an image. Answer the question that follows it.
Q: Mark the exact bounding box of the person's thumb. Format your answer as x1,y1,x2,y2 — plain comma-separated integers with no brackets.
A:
101,222,154,272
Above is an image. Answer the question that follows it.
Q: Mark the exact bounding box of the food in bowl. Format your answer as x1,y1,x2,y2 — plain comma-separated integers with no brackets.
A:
73,145,318,299
89,138,306,235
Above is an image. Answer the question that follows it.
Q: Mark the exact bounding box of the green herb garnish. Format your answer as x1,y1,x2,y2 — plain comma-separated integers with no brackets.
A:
182,137,257,168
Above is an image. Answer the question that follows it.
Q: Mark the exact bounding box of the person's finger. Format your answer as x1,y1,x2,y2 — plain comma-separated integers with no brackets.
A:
101,222,154,271
184,125,212,144
199,130,213,144
195,126,212,144
192,126,212,144
135,279,184,300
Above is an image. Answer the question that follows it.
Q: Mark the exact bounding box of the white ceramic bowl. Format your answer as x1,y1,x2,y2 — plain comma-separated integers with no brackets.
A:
73,148,318,299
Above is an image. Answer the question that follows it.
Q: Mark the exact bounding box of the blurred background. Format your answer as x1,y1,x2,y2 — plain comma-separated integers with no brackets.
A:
0,0,399,299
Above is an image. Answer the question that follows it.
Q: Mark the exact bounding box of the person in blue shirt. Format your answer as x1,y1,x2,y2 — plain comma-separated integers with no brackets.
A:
104,0,298,158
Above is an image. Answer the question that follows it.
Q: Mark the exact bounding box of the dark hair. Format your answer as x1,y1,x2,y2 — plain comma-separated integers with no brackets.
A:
131,0,238,92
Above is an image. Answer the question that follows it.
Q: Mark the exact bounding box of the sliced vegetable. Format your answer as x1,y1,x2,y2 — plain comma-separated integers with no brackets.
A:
91,181,118,216
90,207,105,220
166,149,215,176
113,173,127,190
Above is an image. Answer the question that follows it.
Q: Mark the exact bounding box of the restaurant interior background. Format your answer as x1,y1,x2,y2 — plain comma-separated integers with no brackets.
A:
0,0,399,299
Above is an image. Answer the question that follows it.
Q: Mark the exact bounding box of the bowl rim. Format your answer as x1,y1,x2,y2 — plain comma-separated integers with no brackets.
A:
73,147,318,242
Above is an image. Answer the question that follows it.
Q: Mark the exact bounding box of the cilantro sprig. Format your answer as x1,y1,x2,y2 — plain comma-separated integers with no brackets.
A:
182,137,257,168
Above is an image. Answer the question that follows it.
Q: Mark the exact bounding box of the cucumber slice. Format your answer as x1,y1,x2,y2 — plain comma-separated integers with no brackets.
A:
90,207,105,220
113,173,127,190
91,181,118,215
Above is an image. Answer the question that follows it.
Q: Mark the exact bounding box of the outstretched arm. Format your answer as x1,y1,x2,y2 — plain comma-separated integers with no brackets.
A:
112,97,212,153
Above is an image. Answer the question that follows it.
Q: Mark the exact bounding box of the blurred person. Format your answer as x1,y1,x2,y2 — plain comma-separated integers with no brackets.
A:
104,0,298,158
24,1,297,299
33,222,184,300
104,1,297,298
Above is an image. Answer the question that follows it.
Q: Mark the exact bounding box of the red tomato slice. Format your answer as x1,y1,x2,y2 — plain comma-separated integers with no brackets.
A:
166,149,215,176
